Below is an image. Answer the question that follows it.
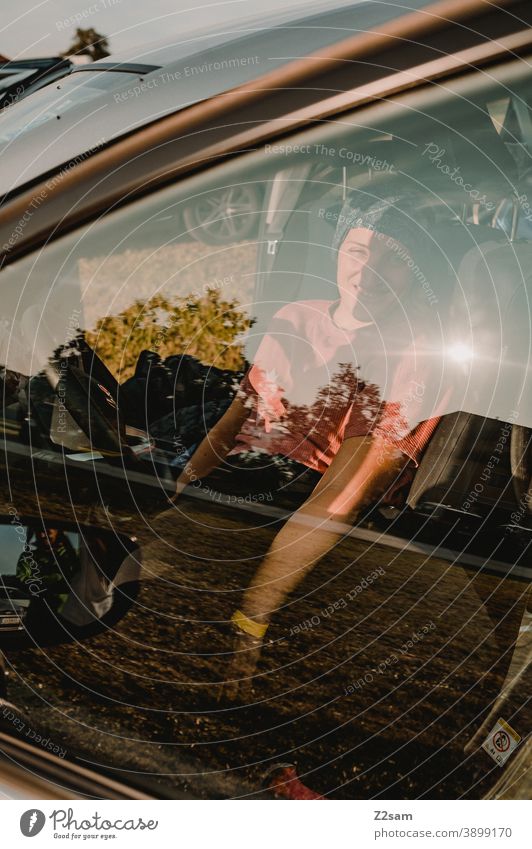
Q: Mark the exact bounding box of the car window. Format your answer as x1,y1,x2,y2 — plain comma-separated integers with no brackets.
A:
0,2,432,195
0,68,34,92
0,56,530,799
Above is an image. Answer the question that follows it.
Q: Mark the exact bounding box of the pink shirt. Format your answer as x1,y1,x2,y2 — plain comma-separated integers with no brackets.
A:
231,300,441,474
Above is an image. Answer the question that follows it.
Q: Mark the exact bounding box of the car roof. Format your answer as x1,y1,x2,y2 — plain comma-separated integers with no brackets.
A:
0,57,72,105
0,1,430,197
91,0,429,68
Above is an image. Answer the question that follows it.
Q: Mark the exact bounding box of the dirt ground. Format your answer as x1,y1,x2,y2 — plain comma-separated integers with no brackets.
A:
2,480,528,800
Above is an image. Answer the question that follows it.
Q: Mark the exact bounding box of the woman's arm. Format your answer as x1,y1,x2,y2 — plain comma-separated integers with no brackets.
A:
238,435,407,625
173,395,250,497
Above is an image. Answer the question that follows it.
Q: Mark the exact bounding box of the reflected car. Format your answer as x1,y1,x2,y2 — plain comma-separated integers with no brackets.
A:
0,0,530,802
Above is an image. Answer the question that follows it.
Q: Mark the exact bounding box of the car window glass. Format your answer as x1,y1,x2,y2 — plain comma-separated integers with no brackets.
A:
0,56,530,799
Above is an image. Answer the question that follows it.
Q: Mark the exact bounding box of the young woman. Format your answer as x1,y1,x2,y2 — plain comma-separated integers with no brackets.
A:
170,193,447,700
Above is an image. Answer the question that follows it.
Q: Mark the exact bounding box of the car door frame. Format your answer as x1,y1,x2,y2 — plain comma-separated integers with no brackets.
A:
1,0,532,268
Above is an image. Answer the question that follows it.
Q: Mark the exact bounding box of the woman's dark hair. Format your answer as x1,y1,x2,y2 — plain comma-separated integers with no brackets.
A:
333,193,442,326
333,194,430,265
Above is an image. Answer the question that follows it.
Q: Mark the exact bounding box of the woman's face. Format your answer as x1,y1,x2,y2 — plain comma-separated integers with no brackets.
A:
336,227,415,320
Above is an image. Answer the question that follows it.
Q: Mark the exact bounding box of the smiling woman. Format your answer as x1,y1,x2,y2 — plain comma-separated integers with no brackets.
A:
169,193,452,701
